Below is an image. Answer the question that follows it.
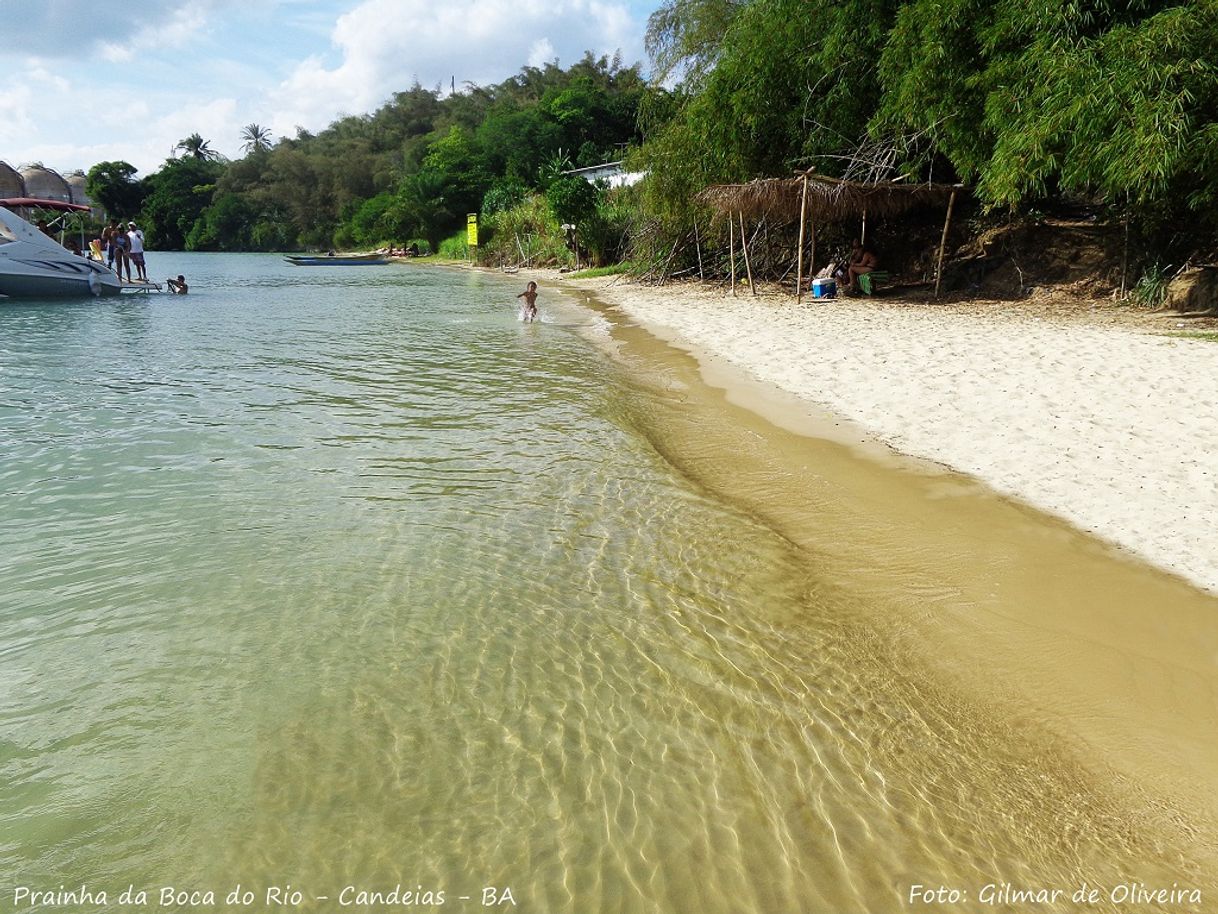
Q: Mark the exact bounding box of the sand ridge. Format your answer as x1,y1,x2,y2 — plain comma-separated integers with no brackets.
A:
558,277,1218,594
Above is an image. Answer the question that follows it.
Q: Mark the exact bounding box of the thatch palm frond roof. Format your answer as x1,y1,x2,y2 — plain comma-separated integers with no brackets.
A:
698,173,962,223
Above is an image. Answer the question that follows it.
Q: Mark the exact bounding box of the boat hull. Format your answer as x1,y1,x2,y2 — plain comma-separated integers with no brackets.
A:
0,205,122,298
285,255,389,266
0,261,121,298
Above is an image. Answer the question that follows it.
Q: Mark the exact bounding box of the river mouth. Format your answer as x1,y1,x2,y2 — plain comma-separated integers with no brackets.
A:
2,258,1215,914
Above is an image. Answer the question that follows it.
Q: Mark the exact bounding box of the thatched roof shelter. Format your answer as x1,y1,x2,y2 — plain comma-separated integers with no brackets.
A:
698,172,967,300
19,164,72,203
0,161,25,198
64,172,91,205
698,173,961,224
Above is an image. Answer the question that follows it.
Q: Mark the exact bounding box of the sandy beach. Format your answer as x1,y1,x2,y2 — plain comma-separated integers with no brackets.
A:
559,277,1218,595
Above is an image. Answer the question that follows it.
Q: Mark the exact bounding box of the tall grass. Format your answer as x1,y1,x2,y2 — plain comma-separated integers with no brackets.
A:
1130,263,1171,308
479,195,574,269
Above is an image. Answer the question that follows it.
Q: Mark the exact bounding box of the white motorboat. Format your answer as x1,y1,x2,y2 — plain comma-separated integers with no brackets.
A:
0,198,121,298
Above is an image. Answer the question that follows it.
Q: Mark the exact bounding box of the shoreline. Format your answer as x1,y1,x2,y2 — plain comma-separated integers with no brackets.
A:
532,269,1218,868
545,273,1218,596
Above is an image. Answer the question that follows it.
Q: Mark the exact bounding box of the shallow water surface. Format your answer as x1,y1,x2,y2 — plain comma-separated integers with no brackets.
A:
1,255,1213,913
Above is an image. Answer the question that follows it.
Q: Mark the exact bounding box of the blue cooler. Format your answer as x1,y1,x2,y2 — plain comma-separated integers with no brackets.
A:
812,277,836,299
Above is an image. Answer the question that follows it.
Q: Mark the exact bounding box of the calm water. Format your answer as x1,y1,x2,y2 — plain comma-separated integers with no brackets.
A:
0,255,1211,913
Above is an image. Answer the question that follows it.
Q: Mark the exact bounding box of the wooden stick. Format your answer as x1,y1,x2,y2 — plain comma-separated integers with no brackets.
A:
659,238,680,286
729,215,736,297
795,174,809,303
1120,205,1130,299
739,212,755,296
694,222,704,281
934,188,959,299
861,207,867,247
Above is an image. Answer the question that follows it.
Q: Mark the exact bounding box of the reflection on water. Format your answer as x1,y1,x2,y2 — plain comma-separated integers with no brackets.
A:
0,255,1213,913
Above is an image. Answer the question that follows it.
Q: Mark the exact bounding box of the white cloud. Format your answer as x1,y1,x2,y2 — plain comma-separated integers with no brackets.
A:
6,0,219,58
0,84,35,148
27,65,72,95
528,38,557,69
269,0,643,136
152,98,241,153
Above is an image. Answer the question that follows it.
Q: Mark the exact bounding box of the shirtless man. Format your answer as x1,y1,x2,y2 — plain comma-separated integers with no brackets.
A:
102,219,119,270
845,239,878,293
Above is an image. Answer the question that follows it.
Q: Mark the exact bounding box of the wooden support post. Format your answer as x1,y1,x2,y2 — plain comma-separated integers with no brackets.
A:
810,221,816,285
739,212,755,296
795,174,809,303
934,188,959,299
860,207,867,247
729,215,736,296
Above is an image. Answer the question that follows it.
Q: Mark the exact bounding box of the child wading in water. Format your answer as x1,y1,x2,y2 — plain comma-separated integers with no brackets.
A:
516,281,539,322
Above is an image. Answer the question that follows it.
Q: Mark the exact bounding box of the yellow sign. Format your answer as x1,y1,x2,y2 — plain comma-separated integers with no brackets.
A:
466,213,478,247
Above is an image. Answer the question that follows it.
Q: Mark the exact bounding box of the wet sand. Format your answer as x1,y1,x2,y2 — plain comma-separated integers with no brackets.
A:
566,278,1218,596
540,273,1218,876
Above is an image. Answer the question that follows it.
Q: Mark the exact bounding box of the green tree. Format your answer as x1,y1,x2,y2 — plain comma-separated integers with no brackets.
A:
391,170,457,253
240,124,273,154
140,156,224,249
186,192,256,250
175,133,221,161
876,0,1218,214
85,161,145,219
645,0,746,86
348,192,398,247
546,176,599,227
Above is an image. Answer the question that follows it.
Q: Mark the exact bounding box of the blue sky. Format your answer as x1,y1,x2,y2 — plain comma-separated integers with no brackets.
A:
1,0,660,177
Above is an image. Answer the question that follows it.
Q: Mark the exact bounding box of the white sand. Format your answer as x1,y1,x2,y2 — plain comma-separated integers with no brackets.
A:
569,279,1218,594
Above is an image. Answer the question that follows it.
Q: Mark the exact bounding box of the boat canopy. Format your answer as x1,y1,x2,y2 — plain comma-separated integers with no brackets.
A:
0,197,93,213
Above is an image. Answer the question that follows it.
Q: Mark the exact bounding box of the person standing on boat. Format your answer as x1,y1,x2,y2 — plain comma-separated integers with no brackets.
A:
103,219,119,270
112,224,131,283
127,221,148,282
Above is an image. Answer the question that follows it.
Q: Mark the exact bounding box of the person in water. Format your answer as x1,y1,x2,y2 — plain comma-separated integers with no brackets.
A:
516,281,538,322
166,275,188,294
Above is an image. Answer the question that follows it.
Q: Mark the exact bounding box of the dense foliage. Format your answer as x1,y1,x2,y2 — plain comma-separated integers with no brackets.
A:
640,0,1218,262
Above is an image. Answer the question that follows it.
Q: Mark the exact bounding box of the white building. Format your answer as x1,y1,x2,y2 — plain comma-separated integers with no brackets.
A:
562,161,646,189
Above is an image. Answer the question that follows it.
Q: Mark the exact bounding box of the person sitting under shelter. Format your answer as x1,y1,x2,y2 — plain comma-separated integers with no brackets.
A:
844,239,878,293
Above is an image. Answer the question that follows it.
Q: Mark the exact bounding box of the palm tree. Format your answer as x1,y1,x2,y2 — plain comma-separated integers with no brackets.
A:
240,124,273,154
175,133,220,161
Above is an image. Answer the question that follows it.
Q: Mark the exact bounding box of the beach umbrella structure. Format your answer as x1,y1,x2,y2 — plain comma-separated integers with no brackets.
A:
698,171,965,301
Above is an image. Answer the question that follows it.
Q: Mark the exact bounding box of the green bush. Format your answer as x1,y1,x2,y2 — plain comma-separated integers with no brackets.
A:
1130,264,1172,308
569,262,635,278
479,194,574,268
437,231,471,259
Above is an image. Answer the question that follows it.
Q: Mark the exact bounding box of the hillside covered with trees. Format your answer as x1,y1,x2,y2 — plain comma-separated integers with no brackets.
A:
87,53,646,257
85,0,1218,292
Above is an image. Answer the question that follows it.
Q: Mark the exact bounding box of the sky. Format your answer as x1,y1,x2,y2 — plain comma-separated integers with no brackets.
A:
1,0,660,178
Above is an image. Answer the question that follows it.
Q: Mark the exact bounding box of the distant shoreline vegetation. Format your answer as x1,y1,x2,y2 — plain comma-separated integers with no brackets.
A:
77,2,1218,287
